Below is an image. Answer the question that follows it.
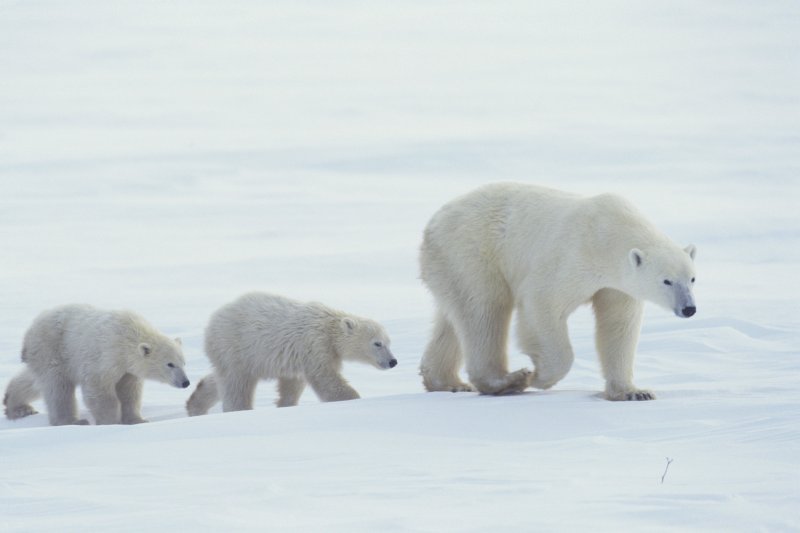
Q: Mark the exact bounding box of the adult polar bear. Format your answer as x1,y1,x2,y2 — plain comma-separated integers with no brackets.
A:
419,183,697,400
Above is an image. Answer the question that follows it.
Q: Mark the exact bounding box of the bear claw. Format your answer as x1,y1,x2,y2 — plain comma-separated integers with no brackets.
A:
626,390,656,401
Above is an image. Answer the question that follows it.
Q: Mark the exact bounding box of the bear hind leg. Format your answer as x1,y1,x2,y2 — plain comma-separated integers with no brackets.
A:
220,372,259,412
4,368,41,420
420,312,473,392
452,301,531,395
276,377,305,407
186,374,220,416
40,373,87,425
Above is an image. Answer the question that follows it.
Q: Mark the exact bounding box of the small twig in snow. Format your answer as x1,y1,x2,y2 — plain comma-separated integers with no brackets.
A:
661,457,674,484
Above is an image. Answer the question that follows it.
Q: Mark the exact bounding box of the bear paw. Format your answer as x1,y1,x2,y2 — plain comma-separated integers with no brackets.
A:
474,369,532,395
500,368,533,394
606,388,656,401
5,404,38,420
422,376,474,393
122,416,149,425
626,390,656,401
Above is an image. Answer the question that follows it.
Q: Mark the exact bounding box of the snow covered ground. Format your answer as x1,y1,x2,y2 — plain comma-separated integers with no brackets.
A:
1,1,798,531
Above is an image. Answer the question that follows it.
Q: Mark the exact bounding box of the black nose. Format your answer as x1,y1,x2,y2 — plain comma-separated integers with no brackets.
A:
389,359,398,368
681,306,696,317
181,380,191,388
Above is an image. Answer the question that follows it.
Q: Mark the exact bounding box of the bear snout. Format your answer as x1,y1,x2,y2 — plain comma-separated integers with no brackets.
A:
681,306,696,318
389,358,398,368
181,379,191,388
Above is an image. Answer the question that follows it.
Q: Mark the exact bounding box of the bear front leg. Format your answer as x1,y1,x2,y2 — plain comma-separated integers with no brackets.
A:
516,304,575,391
305,364,360,402
82,380,122,424
116,373,147,424
4,368,41,420
276,377,306,407
420,311,473,393
592,288,654,401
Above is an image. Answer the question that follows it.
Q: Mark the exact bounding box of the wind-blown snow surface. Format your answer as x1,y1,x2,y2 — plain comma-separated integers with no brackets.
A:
1,1,799,531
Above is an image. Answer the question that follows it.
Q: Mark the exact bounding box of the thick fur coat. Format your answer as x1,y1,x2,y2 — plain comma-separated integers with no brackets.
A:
186,292,396,415
4,304,189,425
419,183,697,400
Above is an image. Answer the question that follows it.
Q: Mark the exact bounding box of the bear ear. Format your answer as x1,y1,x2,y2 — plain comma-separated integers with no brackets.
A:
340,317,356,335
174,337,182,346
139,343,152,357
684,244,697,261
629,248,645,268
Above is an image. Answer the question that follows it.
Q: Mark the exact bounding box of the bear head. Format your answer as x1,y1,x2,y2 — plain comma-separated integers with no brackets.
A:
336,317,397,370
139,337,191,388
628,243,697,318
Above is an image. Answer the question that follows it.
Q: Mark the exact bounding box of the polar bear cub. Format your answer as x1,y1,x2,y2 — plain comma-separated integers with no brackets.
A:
419,182,697,400
3,304,190,425
186,292,397,415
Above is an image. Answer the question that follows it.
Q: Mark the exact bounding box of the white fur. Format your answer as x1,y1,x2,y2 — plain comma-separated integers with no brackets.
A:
3,304,189,425
419,183,697,400
186,292,396,415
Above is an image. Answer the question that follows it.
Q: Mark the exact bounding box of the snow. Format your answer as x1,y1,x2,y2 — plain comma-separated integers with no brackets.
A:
1,0,799,531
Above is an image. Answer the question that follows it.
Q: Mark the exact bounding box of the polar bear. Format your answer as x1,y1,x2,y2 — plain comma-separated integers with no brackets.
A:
185,292,397,415
3,304,190,425
419,183,697,400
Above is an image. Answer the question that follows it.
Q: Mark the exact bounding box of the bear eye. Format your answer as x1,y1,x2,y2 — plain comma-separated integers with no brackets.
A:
167,363,175,368
374,341,383,348
691,277,696,283
663,280,672,286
